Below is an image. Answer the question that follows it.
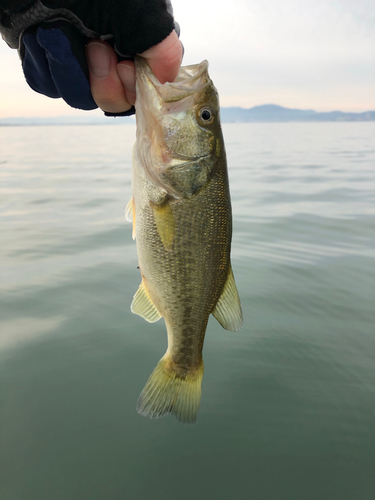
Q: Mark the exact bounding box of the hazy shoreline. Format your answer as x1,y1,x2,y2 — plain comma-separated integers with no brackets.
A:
1,104,374,127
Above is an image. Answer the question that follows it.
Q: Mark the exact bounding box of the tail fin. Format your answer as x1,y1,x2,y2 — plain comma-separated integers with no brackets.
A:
137,354,204,424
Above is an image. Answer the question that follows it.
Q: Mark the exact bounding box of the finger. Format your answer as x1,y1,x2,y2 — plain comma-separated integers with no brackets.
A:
86,40,132,114
117,61,136,106
140,30,183,84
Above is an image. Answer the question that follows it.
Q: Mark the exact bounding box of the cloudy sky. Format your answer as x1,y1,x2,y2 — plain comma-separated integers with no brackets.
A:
0,0,374,117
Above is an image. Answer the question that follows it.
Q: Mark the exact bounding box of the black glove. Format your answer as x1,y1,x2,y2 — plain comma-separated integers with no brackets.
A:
0,0,177,112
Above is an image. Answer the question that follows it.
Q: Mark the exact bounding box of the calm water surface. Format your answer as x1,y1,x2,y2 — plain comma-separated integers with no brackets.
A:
1,122,375,499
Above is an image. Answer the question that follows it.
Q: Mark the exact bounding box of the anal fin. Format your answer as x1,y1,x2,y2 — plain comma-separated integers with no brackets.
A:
131,280,161,323
212,265,243,331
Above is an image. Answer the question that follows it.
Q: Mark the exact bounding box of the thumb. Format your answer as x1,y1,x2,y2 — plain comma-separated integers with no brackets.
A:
140,30,183,84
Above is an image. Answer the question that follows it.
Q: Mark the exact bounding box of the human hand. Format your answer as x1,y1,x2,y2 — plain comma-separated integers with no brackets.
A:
0,0,180,113
86,30,183,115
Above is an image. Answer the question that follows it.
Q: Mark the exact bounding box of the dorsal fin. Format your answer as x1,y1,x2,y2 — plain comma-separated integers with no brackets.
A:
212,265,243,331
125,196,136,240
131,280,161,323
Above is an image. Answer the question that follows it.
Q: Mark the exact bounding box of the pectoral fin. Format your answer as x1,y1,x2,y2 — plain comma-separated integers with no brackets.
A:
131,280,161,323
212,265,243,331
125,196,136,240
152,202,175,250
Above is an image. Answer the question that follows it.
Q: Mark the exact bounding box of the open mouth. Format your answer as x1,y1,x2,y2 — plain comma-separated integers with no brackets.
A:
135,57,210,101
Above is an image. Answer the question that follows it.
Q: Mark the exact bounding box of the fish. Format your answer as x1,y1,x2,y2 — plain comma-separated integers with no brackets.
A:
126,56,243,423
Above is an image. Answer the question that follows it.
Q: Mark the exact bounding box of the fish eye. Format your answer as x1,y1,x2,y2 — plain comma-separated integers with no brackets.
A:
199,107,214,124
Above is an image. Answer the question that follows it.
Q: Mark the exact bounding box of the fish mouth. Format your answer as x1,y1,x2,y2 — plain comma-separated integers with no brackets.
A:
134,57,216,197
135,57,210,102
135,57,213,164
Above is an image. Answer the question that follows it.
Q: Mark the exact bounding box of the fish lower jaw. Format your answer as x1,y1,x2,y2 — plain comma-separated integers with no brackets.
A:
154,155,189,169
155,152,210,168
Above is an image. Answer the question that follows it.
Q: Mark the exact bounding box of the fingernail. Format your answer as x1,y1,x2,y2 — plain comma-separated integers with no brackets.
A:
87,43,111,78
117,63,136,93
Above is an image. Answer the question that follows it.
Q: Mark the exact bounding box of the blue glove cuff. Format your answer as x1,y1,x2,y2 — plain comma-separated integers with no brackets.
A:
23,25,97,110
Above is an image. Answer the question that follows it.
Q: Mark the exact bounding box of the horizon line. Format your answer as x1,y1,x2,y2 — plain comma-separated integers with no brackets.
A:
1,103,375,121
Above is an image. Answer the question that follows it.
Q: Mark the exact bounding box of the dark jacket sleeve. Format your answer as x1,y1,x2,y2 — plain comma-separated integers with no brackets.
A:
0,0,175,56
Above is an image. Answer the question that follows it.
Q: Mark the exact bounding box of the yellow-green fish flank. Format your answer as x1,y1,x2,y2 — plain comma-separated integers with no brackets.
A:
129,56,243,423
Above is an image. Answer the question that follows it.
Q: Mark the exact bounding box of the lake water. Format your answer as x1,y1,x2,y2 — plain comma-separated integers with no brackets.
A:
1,122,374,500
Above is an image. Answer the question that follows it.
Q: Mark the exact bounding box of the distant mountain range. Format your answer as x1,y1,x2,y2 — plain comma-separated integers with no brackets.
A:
220,105,375,122
1,104,374,126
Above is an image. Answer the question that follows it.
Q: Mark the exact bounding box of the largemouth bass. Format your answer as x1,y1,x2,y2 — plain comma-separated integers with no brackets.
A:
127,56,243,423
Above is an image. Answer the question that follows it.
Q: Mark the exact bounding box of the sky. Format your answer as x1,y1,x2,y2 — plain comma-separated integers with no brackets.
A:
0,0,374,118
